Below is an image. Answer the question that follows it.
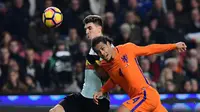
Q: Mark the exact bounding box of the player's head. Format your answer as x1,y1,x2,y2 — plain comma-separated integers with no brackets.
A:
83,15,103,40
92,36,114,61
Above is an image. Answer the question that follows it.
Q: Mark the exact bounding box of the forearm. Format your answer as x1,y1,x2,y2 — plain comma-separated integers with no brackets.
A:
100,78,116,93
138,44,177,56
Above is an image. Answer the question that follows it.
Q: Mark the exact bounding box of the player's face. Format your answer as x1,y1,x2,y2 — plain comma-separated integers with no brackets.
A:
84,23,102,40
94,42,113,61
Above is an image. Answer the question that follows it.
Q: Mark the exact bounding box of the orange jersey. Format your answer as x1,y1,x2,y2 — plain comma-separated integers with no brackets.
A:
100,43,176,98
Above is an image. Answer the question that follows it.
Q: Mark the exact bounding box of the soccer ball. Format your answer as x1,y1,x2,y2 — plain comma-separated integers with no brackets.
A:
42,7,63,28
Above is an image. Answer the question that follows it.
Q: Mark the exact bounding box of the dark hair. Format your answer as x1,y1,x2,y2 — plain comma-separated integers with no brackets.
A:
83,15,103,27
92,36,113,48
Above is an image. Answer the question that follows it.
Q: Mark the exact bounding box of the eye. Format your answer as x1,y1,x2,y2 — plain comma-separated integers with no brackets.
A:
101,47,105,50
88,26,93,30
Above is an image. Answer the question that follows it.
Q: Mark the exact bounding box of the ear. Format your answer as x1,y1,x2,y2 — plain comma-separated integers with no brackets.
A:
99,26,102,31
106,41,111,46
97,26,102,32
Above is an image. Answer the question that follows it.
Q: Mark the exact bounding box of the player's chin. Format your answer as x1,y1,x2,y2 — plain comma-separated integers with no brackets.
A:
104,58,110,62
86,35,91,39
106,56,112,62
87,36,92,40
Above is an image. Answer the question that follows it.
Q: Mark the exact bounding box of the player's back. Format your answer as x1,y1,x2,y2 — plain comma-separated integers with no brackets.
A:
101,43,151,98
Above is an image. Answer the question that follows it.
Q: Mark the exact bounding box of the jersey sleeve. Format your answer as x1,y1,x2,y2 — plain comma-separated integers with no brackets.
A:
100,78,116,93
126,43,177,57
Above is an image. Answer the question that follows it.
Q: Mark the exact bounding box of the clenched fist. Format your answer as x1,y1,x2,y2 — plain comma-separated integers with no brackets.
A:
175,42,187,52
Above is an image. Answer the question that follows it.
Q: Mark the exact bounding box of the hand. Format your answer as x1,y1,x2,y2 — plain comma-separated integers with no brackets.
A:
49,105,64,112
93,91,103,105
175,42,187,52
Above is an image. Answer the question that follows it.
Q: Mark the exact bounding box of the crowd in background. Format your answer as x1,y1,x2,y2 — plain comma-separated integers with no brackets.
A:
0,0,200,94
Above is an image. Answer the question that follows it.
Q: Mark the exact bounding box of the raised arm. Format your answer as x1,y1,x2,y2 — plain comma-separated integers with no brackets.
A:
126,42,186,57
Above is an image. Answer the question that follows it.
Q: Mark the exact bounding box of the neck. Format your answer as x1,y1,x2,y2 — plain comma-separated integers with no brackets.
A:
111,48,117,59
92,33,103,41
3,59,9,64
28,60,33,64
12,81,17,87
169,24,175,28
30,83,35,87
144,37,149,42
99,33,103,36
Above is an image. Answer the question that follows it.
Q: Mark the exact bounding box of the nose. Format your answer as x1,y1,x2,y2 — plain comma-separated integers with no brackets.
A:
99,49,106,56
86,29,89,35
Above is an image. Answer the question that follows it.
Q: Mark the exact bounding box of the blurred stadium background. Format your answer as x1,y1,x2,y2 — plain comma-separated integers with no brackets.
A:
0,0,200,112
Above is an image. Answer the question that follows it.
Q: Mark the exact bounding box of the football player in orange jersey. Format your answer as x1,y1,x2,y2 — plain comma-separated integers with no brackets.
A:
92,36,187,112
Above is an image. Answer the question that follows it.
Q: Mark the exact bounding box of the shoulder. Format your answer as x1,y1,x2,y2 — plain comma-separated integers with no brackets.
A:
87,49,100,60
116,42,136,49
125,42,136,46
88,48,97,55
